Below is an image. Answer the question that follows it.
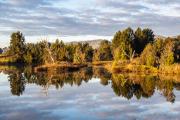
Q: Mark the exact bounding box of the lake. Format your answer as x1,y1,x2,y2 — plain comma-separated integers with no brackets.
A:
0,66,180,120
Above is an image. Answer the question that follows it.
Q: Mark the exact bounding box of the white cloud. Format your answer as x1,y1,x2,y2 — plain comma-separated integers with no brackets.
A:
0,0,180,47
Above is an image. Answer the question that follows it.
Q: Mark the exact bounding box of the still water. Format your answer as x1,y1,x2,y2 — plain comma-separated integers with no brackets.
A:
0,66,180,120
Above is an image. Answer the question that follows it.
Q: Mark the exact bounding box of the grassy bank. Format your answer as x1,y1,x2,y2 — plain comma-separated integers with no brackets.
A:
92,61,112,66
34,62,88,72
0,54,17,65
0,57,15,65
104,60,180,75
159,64,180,74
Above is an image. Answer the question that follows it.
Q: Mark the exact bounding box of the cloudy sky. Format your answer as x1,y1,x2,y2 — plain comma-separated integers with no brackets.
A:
0,0,180,47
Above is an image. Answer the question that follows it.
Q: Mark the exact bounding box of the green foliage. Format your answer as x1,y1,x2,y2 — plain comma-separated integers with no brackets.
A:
93,40,113,61
140,43,157,66
9,31,25,62
113,27,134,61
112,27,154,61
160,38,175,66
51,39,67,62
174,38,180,62
140,37,177,67
65,44,76,62
73,43,93,63
2,28,179,68
134,28,154,54
112,31,121,49
23,52,32,64
0,48,3,54
23,41,47,64
154,38,164,56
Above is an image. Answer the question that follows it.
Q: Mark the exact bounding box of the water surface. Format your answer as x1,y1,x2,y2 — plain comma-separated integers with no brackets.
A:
0,66,180,120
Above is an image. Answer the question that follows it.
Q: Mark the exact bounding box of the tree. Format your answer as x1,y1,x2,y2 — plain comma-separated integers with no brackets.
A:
153,38,165,66
73,43,93,63
142,28,154,43
160,38,175,66
51,39,66,62
140,43,157,66
23,51,33,64
0,48,3,54
93,40,113,61
112,31,121,50
134,27,144,54
8,72,25,96
134,28,154,54
65,44,76,62
84,43,94,62
23,42,47,64
9,31,25,62
174,38,180,62
113,27,135,61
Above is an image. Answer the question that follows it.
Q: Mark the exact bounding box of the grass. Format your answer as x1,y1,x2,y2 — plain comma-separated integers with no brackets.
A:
159,64,180,74
0,65,17,72
107,59,180,75
34,62,88,72
111,63,158,74
92,61,112,66
0,53,17,64
0,57,16,64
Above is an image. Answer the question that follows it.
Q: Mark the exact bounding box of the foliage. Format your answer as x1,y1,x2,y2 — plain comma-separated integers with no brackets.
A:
174,38,180,62
8,31,26,62
51,39,67,62
23,41,47,64
73,43,93,64
140,43,157,66
0,48,3,54
1,28,179,71
93,40,113,61
134,28,154,54
160,38,175,66
113,27,135,61
112,31,121,49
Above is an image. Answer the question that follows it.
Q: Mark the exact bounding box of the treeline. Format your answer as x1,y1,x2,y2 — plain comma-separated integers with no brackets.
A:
112,27,180,66
2,27,180,67
2,31,113,65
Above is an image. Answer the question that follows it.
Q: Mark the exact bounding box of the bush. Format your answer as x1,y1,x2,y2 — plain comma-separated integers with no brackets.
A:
140,43,157,66
160,39,175,66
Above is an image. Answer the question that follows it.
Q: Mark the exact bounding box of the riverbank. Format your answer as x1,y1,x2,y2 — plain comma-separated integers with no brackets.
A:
34,62,88,72
104,61,180,75
0,58,180,75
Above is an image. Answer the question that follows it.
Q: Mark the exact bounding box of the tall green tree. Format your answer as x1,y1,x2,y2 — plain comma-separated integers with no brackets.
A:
112,31,121,50
9,31,25,62
160,38,175,66
113,27,135,61
134,28,154,54
51,39,67,62
140,43,157,66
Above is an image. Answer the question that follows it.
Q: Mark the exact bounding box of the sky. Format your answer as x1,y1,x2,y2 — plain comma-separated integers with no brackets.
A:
0,0,180,47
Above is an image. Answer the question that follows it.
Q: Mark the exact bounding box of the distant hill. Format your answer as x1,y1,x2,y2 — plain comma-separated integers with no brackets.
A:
66,39,108,49
155,35,180,40
155,35,167,40
64,35,180,49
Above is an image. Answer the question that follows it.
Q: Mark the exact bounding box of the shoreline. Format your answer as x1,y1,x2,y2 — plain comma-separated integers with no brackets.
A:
0,60,180,75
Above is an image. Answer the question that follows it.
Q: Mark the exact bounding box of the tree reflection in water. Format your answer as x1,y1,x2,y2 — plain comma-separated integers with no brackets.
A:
4,66,180,103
